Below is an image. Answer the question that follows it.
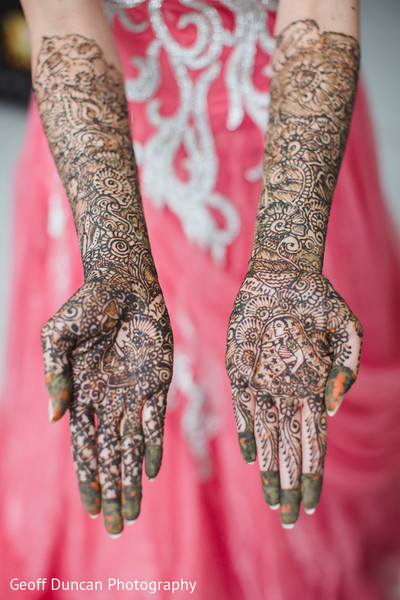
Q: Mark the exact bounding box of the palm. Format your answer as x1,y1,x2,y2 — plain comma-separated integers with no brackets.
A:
42,277,173,534
226,260,362,525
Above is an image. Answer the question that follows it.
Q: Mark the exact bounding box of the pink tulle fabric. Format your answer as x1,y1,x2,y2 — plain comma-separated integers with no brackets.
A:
1,3,400,599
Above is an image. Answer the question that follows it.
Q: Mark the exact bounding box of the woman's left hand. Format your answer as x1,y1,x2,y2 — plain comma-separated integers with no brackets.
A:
225,258,362,526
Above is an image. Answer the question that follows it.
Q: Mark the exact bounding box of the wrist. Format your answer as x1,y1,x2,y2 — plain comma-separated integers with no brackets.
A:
247,251,322,275
250,210,325,273
83,242,157,287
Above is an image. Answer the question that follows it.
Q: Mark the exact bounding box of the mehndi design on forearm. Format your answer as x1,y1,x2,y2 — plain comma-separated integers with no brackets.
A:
226,21,362,526
33,35,150,278
34,36,173,535
252,19,360,272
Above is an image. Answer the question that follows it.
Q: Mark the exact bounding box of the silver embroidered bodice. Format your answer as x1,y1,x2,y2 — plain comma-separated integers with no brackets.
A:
103,0,275,262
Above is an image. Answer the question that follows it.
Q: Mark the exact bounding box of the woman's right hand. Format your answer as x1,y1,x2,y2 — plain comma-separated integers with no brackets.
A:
42,258,173,536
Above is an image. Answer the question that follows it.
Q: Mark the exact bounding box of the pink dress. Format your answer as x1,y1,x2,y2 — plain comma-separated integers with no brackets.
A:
1,2,400,598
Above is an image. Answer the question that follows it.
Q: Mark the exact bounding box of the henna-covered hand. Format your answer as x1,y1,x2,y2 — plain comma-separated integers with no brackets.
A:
34,35,173,535
43,263,173,535
226,20,361,526
226,260,362,525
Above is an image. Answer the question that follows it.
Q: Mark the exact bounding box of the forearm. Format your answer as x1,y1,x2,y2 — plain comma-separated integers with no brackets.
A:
22,0,150,281
252,0,360,272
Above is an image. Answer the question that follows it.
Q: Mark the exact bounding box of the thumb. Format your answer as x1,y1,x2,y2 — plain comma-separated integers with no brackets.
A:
325,316,363,416
41,310,76,424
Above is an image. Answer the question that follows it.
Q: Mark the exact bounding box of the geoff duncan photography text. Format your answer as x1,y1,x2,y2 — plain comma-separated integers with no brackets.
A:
10,578,197,594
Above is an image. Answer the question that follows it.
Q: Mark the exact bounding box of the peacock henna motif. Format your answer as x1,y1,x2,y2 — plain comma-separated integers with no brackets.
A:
226,260,362,524
34,36,173,536
226,20,363,526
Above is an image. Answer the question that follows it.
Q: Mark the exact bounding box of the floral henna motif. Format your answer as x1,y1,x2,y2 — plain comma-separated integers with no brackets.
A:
252,20,360,272
34,36,173,535
226,261,363,524
33,35,150,278
226,21,362,526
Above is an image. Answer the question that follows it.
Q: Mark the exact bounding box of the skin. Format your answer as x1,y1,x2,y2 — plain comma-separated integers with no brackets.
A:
31,32,173,536
226,6,363,526
21,0,362,532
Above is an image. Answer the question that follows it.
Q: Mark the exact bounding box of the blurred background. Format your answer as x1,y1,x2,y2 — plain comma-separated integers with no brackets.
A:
0,0,399,385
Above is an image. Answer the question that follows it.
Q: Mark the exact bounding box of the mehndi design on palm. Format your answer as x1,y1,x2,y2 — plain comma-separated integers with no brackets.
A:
34,36,173,535
226,21,362,526
226,261,362,524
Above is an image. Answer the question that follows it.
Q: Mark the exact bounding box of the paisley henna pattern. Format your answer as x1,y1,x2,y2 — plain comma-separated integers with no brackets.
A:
252,20,360,272
33,35,151,278
34,36,173,535
226,261,362,523
226,22,362,526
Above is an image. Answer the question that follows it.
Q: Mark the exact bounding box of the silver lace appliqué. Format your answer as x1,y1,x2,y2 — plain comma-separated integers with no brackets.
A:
106,0,274,263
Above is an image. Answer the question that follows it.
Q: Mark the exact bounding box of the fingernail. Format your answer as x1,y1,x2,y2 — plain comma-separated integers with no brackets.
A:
121,486,141,522
325,367,356,415
109,533,122,539
79,482,101,515
280,490,300,525
327,403,340,417
148,477,155,482
301,474,322,510
126,519,136,525
282,523,295,530
326,392,344,416
248,460,255,465
145,445,162,480
89,513,99,519
48,398,55,424
261,471,280,507
238,432,257,463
